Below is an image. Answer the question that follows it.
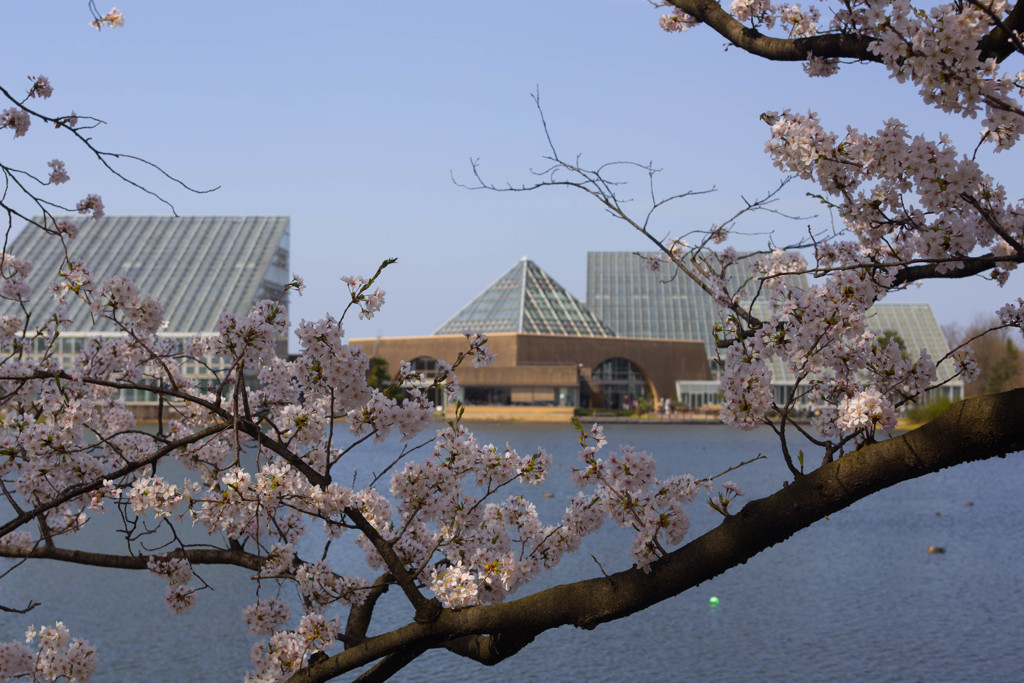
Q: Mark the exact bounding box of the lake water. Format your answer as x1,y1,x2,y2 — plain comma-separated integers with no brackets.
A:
2,423,1022,682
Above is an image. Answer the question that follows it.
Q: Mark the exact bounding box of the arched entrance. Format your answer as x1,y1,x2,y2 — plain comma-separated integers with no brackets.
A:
590,357,652,410
408,357,443,405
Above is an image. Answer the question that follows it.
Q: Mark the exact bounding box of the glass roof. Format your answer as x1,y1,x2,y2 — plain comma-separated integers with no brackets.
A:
435,258,615,337
587,251,960,386
1,216,289,333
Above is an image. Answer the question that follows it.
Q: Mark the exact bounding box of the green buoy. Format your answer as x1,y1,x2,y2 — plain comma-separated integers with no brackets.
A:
709,596,720,606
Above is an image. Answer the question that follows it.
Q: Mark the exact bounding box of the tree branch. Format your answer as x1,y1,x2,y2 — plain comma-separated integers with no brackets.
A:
343,573,392,647
290,387,1024,681
891,253,1023,286
442,630,540,666
0,420,230,539
665,0,878,62
343,506,440,623
0,545,264,571
975,0,1024,62
666,0,1023,64
3,369,332,488
350,644,430,683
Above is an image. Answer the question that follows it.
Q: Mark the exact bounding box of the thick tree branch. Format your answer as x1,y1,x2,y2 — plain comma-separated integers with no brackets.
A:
891,253,1024,286
291,388,1024,681
665,0,878,61
343,573,392,647
975,0,1024,61
442,630,540,666
0,545,264,571
350,644,430,683
666,0,1023,64
343,506,440,623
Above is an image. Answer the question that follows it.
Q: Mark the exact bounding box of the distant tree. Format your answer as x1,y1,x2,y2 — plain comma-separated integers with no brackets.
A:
988,339,1022,392
3,3,1024,683
367,356,391,389
951,320,1024,395
876,329,909,360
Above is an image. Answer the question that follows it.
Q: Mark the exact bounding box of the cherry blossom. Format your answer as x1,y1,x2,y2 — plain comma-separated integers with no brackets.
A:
75,194,105,218
47,159,69,185
90,7,124,30
2,3,1022,680
1,107,31,138
28,75,53,99
0,623,99,682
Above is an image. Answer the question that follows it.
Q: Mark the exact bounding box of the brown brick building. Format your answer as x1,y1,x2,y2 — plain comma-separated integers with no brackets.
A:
352,332,709,408
351,259,710,410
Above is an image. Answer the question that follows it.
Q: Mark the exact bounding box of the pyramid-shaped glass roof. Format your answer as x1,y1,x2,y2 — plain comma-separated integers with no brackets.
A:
435,258,615,337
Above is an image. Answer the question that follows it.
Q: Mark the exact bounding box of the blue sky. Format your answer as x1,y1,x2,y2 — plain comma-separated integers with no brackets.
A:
4,1,1018,346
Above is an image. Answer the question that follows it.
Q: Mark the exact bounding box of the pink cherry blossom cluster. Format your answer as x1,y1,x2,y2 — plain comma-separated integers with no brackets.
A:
215,300,288,367
341,273,386,320
1,252,33,302
55,219,78,239
778,4,821,38
0,623,97,682
951,347,981,382
291,314,370,408
129,476,193,518
294,561,369,610
764,110,1016,277
246,614,340,683
28,75,53,100
147,557,198,613
730,0,774,26
1,107,31,138
719,341,775,428
836,387,898,433
462,330,496,366
75,194,105,218
865,1,1022,149
658,10,700,32
47,159,69,185
714,251,945,439
347,387,435,442
383,424,563,605
659,1,1023,149
708,480,744,515
243,599,292,636
803,54,840,78
998,298,1024,328
707,27,1023,439
92,275,165,336
570,424,701,571
90,7,124,30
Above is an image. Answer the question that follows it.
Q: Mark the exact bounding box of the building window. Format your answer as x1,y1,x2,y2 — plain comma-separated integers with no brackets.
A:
410,357,439,379
464,386,511,405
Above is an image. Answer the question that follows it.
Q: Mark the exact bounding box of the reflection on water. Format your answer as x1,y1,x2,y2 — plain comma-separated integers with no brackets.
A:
2,423,1022,682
